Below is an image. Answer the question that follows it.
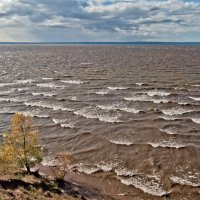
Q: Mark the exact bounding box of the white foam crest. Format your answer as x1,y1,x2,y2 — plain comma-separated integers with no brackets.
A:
16,79,33,84
170,175,200,187
190,96,200,101
53,118,74,128
191,118,200,124
115,167,138,177
118,176,168,197
148,140,186,149
17,87,30,92
36,83,65,89
96,161,118,172
95,89,109,95
0,97,24,103
42,156,57,167
74,106,121,123
0,108,15,114
162,108,194,116
60,123,74,129
98,103,140,114
152,99,169,104
77,163,100,175
0,82,16,87
109,138,133,146
25,101,73,112
124,94,153,102
135,83,144,86
17,111,49,118
32,92,56,97
108,86,128,90
147,89,170,97
42,78,54,80
61,80,85,84
160,127,178,135
160,115,179,121
0,89,14,95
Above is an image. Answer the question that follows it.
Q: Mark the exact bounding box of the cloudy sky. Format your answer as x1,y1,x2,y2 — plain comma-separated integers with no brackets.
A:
0,0,200,42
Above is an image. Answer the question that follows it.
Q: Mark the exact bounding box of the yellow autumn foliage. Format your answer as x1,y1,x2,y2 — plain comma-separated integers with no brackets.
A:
0,113,42,174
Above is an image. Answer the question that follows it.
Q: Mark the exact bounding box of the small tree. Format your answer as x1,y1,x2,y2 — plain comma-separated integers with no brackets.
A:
0,113,42,174
51,151,71,186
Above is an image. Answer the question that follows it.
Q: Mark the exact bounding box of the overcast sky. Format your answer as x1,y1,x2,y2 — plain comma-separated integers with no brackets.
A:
0,0,200,42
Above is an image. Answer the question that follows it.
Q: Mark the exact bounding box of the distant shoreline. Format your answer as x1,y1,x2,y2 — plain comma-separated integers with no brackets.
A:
1,42,200,46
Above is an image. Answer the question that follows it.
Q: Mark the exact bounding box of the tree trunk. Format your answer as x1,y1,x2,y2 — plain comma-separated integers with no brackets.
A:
25,163,31,173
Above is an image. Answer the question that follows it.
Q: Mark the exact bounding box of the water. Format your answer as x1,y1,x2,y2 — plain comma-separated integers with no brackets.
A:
0,45,200,199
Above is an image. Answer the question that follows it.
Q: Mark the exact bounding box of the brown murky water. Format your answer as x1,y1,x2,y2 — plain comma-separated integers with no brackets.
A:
0,45,200,199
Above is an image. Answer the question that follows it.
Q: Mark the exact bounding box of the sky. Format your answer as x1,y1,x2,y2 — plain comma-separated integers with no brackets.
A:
0,0,200,42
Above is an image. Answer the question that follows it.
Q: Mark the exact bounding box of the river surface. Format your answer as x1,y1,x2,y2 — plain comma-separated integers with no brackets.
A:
0,45,200,199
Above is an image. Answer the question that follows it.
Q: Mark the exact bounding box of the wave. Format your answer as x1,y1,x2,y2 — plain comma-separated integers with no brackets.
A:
42,156,57,167
32,92,56,97
108,86,128,90
148,140,187,149
0,97,25,103
115,167,138,176
42,78,54,80
170,175,200,187
17,87,30,92
52,118,74,128
16,79,33,84
146,89,170,97
160,127,178,135
36,83,65,89
95,89,109,95
74,106,122,123
125,94,169,104
0,82,16,87
0,89,15,95
191,118,200,124
25,101,73,112
97,103,140,114
76,163,100,175
162,108,194,116
190,96,200,101
135,83,144,86
118,175,168,197
109,138,133,146
61,80,85,84
17,111,49,118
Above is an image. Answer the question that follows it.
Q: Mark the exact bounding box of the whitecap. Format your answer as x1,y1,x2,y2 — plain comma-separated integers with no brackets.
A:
160,127,178,135
96,161,117,172
108,86,128,90
42,78,54,80
124,94,153,102
32,92,56,97
17,111,49,118
191,118,200,124
74,106,121,123
42,156,57,167
190,96,200,101
76,164,100,175
115,167,138,176
16,79,33,84
0,97,24,103
25,101,73,112
118,176,168,197
170,175,200,187
135,83,144,86
162,108,194,116
36,83,65,89
146,89,170,97
0,82,16,87
0,89,15,95
109,139,133,146
52,118,74,128
152,99,169,104
61,80,85,84
95,89,109,95
98,103,140,114
148,140,186,149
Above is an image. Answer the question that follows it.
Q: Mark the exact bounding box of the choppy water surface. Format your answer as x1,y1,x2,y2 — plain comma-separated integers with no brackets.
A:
0,45,200,199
